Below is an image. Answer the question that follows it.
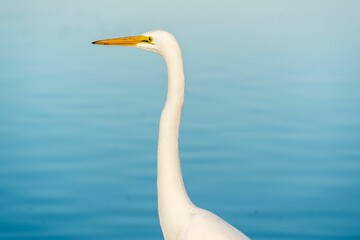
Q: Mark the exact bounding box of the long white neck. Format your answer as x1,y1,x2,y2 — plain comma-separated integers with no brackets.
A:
157,41,194,238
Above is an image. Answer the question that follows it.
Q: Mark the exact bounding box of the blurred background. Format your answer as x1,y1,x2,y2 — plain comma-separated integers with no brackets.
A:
0,0,360,239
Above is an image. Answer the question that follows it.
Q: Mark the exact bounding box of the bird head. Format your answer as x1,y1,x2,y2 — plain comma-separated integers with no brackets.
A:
92,30,180,58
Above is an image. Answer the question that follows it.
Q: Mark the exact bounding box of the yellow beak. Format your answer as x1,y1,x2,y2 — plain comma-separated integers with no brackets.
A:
92,35,152,46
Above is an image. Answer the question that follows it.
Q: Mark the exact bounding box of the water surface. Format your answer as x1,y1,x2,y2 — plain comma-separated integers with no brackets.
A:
1,1,360,239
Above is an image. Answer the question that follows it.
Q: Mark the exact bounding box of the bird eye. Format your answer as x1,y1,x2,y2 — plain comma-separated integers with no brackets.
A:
148,37,153,42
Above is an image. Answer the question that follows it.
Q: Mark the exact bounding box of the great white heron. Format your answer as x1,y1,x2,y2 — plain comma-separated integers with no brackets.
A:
93,30,250,240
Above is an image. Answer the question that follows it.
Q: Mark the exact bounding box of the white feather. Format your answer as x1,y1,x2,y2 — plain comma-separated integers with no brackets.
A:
145,30,250,240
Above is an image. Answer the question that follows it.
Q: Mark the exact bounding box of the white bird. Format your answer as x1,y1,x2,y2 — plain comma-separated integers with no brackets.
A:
93,30,250,240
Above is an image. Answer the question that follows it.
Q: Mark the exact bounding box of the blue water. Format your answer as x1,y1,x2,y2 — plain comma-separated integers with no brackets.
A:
1,1,360,239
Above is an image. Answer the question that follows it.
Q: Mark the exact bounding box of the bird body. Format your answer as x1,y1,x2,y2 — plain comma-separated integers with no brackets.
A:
93,30,250,240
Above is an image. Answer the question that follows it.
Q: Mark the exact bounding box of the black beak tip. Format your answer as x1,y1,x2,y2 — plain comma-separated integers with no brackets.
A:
92,41,98,44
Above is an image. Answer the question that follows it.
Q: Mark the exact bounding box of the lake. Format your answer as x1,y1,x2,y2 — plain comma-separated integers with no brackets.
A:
0,1,360,239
